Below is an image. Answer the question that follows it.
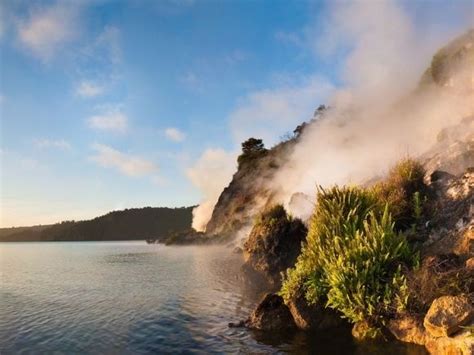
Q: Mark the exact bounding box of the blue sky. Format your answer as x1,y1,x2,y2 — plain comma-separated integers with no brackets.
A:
0,0,471,227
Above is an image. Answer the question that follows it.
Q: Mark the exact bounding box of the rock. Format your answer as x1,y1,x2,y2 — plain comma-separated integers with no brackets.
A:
247,293,296,331
286,289,345,330
387,315,427,345
232,246,243,254
243,205,307,285
466,257,474,269
425,323,474,355
351,320,382,341
424,295,474,337
228,320,246,328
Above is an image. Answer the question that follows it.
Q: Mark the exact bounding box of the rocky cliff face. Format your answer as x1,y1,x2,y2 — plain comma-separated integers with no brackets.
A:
204,133,300,239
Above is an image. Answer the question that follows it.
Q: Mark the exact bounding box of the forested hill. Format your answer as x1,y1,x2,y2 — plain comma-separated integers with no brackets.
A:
0,206,194,242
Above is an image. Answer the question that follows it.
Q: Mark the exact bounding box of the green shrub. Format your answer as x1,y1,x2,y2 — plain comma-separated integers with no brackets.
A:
280,186,416,326
254,204,290,228
372,158,429,231
237,137,267,167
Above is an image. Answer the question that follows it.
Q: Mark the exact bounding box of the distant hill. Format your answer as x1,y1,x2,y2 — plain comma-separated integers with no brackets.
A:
0,206,194,242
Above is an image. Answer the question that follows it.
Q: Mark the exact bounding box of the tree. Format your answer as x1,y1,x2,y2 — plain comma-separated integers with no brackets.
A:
241,138,265,155
238,138,267,167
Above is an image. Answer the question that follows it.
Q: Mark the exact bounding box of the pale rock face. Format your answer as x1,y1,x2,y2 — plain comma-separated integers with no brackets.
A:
423,295,474,338
387,315,427,345
425,326,474,355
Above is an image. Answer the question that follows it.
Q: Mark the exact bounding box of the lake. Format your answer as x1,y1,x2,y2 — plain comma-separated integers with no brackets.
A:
0,242,426,354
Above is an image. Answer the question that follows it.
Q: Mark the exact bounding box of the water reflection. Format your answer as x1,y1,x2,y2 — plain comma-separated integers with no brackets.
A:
0,242,427,354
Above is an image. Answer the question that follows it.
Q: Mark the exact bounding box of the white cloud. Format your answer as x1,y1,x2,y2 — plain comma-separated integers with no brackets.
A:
16,3,79,61
87,108,128,133
90,144,159,177
229,75,333,145
165,127,186,142
76,81,104,98
95,26,122,65
33,138,71,150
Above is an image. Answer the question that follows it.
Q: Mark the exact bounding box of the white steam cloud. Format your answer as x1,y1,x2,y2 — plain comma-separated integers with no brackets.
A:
272,1,474,219
189,0,473,231
186,149,237,231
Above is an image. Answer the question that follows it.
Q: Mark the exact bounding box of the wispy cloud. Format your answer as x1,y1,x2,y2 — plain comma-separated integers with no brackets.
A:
275,30,304,47
76,81,104,98
229,75,333,145
90,144,159,177
16,2,80,61
224,49,248,65
87,106,128,133
33,138,71,150
165,127,186,142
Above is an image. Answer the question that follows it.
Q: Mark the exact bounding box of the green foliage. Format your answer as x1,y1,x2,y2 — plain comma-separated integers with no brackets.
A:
280,186,416,326
254,204,290,229
372,158,429,231
237,138,267,167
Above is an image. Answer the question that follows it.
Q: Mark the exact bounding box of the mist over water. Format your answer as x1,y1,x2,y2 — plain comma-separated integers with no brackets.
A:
0,242,426,354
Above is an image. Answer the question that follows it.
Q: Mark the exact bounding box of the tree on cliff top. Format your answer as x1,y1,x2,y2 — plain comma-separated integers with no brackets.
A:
238,137,267,167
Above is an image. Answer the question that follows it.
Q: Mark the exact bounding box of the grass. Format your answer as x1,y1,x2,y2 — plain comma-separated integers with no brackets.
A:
280,177,420,332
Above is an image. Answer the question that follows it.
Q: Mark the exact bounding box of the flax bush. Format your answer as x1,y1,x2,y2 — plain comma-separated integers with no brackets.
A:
280,186,416,328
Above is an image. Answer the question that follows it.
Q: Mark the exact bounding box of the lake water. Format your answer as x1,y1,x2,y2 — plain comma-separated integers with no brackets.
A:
0,242,427,354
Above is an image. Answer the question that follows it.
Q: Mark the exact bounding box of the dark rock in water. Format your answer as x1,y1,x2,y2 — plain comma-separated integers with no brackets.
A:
243,205,307,286
228,320,247,328
286,289,346,330
247,293,296,331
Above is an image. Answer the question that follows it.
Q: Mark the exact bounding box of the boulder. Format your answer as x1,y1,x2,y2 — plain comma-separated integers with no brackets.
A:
425,324,474,355
424,295,474,337
246,293,296,331
387,315,427,345
466,257,474,269
351,320,382,341
286,290,345,330
243,205,307,285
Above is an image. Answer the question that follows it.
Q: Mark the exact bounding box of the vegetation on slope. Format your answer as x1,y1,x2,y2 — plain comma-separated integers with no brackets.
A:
243,204,307,285
280,159,430,335
0,206,194,242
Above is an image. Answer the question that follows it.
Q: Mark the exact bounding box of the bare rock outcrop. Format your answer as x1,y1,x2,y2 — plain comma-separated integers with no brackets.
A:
245,293,296,331
423,295,474,338
243,205,307,285
387,315,427,346
285,289,345,330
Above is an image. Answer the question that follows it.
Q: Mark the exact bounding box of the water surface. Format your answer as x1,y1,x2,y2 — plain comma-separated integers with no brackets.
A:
0,242,426,354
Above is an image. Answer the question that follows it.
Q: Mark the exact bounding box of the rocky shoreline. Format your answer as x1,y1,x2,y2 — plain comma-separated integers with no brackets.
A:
232,168,473,355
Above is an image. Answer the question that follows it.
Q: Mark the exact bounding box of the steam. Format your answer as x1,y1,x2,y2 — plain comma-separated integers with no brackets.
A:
271,1,473,219
186,149,236,231
189,0,473,231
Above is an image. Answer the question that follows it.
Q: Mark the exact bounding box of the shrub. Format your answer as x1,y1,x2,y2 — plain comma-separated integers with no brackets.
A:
280,186,416,327
254,204,289,228
237,138,267,167
244,204,307,283
372,158,429,231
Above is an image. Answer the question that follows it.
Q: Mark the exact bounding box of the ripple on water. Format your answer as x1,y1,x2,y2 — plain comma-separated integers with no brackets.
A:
0,242,427,354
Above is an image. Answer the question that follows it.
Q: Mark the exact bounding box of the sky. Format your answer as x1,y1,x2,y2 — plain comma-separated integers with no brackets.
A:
0,0,472,227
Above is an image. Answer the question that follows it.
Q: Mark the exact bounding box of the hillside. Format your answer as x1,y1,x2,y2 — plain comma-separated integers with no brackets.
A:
0,206,194,242
203,30,474,242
